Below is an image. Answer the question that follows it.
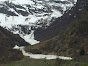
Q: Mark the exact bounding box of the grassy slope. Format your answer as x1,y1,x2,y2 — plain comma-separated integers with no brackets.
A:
23,9,88,66
0,27,30,63
1,57,88,66
25,9,88,58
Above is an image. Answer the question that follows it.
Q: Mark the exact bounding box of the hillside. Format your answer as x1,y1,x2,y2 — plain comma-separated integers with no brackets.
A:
25,4,88,59
0,27,29,63
0,26,29,48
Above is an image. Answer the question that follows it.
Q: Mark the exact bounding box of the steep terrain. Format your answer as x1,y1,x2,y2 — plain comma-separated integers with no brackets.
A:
25,0,88,58
0,26,29,47
0,26,29,63
34,0,86,41
0,0,77,45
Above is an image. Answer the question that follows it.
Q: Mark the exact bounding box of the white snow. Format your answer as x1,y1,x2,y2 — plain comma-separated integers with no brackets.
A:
51,10,62,18
10,0,35,5
0,14,38,28
20,31,40,45
13,45,73,60
13,45,25,50
74,0,77,4
0,0,7,2
0,0,78,45
0,14,40,45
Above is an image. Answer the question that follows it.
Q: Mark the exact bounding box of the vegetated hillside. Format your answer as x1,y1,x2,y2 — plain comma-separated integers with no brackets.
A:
34,0,87,41
25,7,88,58
0,26,29,48
0,27,29,63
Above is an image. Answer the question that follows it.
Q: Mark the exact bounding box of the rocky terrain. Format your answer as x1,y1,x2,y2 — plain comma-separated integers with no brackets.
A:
0,0,77,45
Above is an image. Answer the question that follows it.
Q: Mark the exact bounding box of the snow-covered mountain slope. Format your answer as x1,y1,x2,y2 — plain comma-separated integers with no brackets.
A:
0,0,77,45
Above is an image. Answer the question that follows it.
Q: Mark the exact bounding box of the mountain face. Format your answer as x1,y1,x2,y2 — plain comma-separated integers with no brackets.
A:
0,0,77,45
25,0,88,57
34,0,86,41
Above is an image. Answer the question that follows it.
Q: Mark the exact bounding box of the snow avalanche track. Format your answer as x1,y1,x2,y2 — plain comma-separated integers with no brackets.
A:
0,0,77,45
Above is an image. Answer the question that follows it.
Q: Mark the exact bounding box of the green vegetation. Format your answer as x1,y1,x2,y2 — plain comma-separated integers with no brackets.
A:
25,9,88,58
0,27,29,63
23,6,88,66
0,45,24,64
0,57,88,66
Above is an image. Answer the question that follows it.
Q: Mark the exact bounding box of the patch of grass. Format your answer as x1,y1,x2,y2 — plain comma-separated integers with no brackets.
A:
1,57,88,66
0,57,55,66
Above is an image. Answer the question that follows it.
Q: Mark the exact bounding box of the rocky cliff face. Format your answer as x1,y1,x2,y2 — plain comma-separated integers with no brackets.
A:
34,0,87,41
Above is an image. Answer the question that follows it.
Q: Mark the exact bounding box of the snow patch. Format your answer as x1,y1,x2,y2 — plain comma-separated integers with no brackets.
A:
20,31,40,45
10,0,35,5
51,10,62,18
0,0,7,2
13,45,73,60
